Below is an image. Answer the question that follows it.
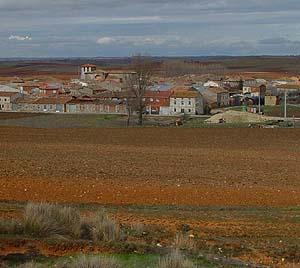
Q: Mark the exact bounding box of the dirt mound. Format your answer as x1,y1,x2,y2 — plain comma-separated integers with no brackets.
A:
206,110,266,124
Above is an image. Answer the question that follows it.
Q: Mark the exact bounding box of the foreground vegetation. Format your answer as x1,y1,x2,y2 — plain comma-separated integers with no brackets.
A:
1,202,299,267
0,203,220,267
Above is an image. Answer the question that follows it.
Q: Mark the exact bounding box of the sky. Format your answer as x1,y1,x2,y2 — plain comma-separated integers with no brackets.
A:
1,0,300,57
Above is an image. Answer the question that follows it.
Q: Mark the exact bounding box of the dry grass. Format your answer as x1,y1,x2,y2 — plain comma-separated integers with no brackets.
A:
173,233,196,250
63,255,122,268
90,210,121,243
0,219,23,235
130,222,146,236
158,250,196,268
16,262,45,268
24,202,81,238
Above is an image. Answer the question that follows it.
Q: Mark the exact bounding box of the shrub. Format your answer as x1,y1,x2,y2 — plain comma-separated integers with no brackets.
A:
90,210,121,243
64,255,122,268
24,203,81,238
158,250,196,268
174,233,196,250
0,219,23,235
130,222,146,236
16,262,46,268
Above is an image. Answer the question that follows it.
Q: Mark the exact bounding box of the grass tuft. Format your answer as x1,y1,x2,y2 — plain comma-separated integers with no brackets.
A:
63,255,122,268
90,210,121,243
16,262,46,268
24,202,81,238
0,219,24,235
158,250,196,268
173,233,196,250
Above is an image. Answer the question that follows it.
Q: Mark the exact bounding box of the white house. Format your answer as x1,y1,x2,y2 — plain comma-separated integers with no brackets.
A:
169,87,204,115
204,81,220,88
0,92,21,111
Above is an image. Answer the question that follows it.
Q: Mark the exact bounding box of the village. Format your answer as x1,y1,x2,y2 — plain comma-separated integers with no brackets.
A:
0,62,299,122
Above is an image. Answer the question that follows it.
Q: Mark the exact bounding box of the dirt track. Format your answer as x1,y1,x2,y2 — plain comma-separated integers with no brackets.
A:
0,127,299,206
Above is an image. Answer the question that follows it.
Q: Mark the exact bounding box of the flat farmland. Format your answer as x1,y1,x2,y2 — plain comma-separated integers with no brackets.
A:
0,126,300,267
0,127,299,206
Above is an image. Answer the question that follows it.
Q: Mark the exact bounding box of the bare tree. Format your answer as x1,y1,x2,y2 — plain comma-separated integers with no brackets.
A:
125,55,153,126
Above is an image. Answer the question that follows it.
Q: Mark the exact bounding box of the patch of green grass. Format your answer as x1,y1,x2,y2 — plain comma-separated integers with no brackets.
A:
0,114,127,128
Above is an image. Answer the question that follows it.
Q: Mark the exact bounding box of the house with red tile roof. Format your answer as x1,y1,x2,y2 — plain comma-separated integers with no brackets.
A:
169,87,204,115
144,90,172,115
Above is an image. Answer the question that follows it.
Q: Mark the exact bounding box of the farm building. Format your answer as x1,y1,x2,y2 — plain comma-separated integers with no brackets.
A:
66,97,127,114
12,96,71,113
200,87,229,108
0,92,22,111
144,90,172,115
33,97,72,113
169,87,204,115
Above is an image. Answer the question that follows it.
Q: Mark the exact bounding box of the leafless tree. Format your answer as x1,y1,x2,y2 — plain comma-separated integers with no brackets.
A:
125,55,154,126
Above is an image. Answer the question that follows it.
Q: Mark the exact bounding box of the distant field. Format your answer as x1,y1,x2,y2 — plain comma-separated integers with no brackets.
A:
1,56,300,79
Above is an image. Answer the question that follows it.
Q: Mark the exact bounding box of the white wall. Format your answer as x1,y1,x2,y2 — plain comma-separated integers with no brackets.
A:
169,97,196,115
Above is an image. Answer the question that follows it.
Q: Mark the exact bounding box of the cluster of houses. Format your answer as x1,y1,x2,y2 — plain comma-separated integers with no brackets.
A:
0,64,299,116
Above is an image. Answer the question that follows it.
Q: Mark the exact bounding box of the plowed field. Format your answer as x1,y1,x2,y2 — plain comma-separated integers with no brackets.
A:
0,127,299,206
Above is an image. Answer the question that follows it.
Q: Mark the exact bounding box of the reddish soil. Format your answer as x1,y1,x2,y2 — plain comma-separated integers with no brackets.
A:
0,127,299,206
0,126,299,267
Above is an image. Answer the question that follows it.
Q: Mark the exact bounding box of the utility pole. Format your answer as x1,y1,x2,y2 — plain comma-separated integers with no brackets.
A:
258,87,261,114
284,91,287,119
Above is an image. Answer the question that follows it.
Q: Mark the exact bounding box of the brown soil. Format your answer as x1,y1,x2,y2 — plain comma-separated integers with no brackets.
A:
0,127,299,267
0,127,299,206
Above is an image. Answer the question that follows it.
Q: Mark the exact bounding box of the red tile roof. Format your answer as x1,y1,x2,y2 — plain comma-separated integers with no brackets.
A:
81,64,97,68
144,90,172,98
171,91,199,98
0,91,19,97
34,97,72,105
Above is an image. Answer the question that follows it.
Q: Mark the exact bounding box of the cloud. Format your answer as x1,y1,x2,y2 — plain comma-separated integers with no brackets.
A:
259,37,300,45
2,1,300,56
9,35,32,41
96,35,185,47
97,37,115,45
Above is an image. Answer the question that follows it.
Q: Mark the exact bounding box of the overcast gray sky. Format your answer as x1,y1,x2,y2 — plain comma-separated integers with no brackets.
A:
1,0,300,57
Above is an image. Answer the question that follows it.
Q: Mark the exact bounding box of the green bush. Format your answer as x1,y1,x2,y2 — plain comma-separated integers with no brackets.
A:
24,203,81,238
